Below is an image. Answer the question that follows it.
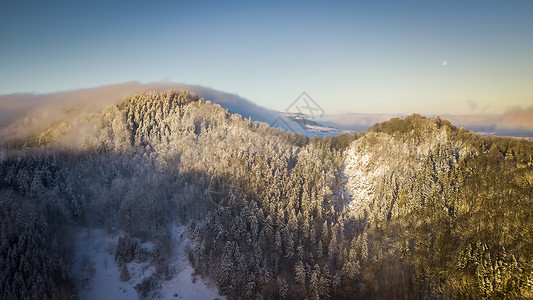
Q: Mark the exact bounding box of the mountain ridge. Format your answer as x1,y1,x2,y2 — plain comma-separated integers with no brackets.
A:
2,82,533,140
1,91,532,299
3,89,530,151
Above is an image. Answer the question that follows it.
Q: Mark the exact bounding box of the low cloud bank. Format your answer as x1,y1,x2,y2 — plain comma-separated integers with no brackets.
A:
436,109,533,137
499,107,533,130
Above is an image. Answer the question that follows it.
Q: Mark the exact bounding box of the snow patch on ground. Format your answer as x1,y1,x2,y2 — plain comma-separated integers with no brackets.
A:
71,226,224,300
343,151,375,210
158,225,224,300
343,144,387,213
71,228,140,299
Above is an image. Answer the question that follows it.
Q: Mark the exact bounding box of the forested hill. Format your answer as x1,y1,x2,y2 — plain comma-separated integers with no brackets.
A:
1,91,532,299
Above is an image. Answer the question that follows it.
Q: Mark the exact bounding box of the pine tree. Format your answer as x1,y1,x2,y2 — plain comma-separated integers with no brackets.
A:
276,276,288,299
309,264,322,300
120,264,130,281
293,260,307,297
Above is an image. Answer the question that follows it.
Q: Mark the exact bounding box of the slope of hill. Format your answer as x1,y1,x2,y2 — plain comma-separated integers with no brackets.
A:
0,91,532,299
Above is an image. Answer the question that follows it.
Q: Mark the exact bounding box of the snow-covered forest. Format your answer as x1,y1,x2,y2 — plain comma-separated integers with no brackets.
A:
1,91,532,299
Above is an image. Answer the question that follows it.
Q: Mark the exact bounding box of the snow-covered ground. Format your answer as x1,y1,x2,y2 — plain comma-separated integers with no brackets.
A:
71,226,224,300
343,150,381,211
158,226,223,300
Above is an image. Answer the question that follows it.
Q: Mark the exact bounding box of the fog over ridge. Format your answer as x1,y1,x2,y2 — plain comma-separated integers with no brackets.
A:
0,81,280,141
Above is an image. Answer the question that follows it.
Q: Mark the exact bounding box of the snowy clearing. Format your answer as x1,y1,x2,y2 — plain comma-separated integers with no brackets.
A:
71,226,224,300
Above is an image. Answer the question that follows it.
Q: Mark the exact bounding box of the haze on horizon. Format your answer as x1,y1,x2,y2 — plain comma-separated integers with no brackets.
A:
1,0,532,116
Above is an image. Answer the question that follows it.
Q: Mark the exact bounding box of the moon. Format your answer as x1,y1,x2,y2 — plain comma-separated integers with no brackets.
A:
442,60,448,66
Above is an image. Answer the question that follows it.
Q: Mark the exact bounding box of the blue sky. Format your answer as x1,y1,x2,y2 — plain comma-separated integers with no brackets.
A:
1,0,532,115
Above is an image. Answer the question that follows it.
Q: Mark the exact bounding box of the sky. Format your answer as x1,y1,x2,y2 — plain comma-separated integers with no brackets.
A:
1,0,532,115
